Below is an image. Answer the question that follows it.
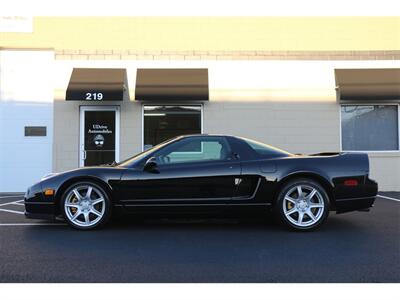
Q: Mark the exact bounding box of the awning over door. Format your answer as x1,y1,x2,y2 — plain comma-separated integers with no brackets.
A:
135,68,209,101
66,68,128,101
335,68,400,101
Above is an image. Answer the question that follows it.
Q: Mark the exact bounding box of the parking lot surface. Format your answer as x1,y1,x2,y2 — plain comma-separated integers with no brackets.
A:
0,192,399,283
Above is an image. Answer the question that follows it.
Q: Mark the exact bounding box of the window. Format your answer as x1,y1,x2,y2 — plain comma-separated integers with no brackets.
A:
341,105,399,151
143,105,201,150
155,136,231,165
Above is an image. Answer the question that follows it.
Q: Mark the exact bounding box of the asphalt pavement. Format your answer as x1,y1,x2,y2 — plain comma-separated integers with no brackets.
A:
0,192,399,283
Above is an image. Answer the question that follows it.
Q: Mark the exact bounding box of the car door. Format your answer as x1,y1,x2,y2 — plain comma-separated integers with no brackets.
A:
119,136,241,205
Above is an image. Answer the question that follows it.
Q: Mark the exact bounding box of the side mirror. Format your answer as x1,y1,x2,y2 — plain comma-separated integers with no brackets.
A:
143,157,158,172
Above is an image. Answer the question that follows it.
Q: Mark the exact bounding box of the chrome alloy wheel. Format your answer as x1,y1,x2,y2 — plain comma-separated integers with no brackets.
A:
282,184,325,228
64,185,106,228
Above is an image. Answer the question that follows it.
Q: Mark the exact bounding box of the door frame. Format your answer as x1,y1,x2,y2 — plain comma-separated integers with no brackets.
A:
79,105,120,167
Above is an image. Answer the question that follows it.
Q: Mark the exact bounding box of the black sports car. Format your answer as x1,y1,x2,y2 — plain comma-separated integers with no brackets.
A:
24,134,378,230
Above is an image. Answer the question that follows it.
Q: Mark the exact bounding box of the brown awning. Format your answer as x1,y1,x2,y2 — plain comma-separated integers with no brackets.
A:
335,68,400,101
66,68,128,101
135,68,209,101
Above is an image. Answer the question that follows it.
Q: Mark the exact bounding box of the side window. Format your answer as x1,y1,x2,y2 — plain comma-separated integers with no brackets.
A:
155,137,231,165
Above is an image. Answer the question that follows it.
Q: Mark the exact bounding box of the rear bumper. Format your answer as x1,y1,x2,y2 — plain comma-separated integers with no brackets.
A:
335,196,376,214
333,176,378,214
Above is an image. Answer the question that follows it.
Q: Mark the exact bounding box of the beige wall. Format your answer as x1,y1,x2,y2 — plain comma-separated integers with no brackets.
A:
203,101,340,153
369,153,400,191
1,17,399,51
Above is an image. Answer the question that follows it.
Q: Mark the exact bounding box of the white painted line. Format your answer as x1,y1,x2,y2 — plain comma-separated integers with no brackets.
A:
0,223,66,226
377,194,400,202
0,208,25,215
14,200,24,203
0,195,24,199
0,201,23,207
11,202,25,206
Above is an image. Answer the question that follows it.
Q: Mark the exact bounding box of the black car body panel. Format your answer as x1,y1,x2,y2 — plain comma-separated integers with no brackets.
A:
25,134,378,220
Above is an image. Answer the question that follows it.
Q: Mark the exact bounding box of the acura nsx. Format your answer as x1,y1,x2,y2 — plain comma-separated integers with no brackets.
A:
24,134,378,230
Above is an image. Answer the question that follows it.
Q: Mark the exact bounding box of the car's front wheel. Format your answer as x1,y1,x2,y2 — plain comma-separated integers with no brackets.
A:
276,178,329,231
61,181,112,230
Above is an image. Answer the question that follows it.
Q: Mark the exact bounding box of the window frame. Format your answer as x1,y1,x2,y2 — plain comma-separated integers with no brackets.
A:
339,103,400,153
141,103,203,151
152,136,233,166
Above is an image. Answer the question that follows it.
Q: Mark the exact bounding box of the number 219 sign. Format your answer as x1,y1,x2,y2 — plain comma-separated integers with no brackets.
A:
85,92,104,100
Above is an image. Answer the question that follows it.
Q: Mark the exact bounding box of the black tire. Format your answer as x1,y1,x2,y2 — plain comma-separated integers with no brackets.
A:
275,178,330,231
60,181,112,230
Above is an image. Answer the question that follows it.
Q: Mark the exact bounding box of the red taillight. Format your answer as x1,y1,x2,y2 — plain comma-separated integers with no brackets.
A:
344,179,358,186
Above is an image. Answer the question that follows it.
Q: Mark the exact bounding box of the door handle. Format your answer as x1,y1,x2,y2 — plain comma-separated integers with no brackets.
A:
83,150,87,160
232,152,240,160
227,152,240,160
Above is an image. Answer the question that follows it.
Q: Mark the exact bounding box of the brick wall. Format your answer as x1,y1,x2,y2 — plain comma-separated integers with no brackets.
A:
55,50,400,61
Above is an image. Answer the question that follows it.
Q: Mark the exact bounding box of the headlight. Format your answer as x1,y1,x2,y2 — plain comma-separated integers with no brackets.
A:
41,173,58,180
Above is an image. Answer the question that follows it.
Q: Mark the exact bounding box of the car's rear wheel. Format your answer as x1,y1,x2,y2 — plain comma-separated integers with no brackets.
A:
276,178,329,231
61,181,112,230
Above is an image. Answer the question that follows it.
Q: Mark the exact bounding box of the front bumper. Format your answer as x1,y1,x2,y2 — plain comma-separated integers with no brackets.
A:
25,210,55,220
24,182,57,220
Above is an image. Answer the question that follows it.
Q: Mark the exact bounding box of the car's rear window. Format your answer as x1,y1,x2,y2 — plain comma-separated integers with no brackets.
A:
240,137,292,157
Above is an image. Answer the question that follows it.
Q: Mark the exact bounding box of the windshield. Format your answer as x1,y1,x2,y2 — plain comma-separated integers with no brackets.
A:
117,136,180,167
239,137,292,156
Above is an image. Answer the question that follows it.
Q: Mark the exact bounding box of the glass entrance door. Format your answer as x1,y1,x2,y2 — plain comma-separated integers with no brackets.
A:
80,106,120,167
